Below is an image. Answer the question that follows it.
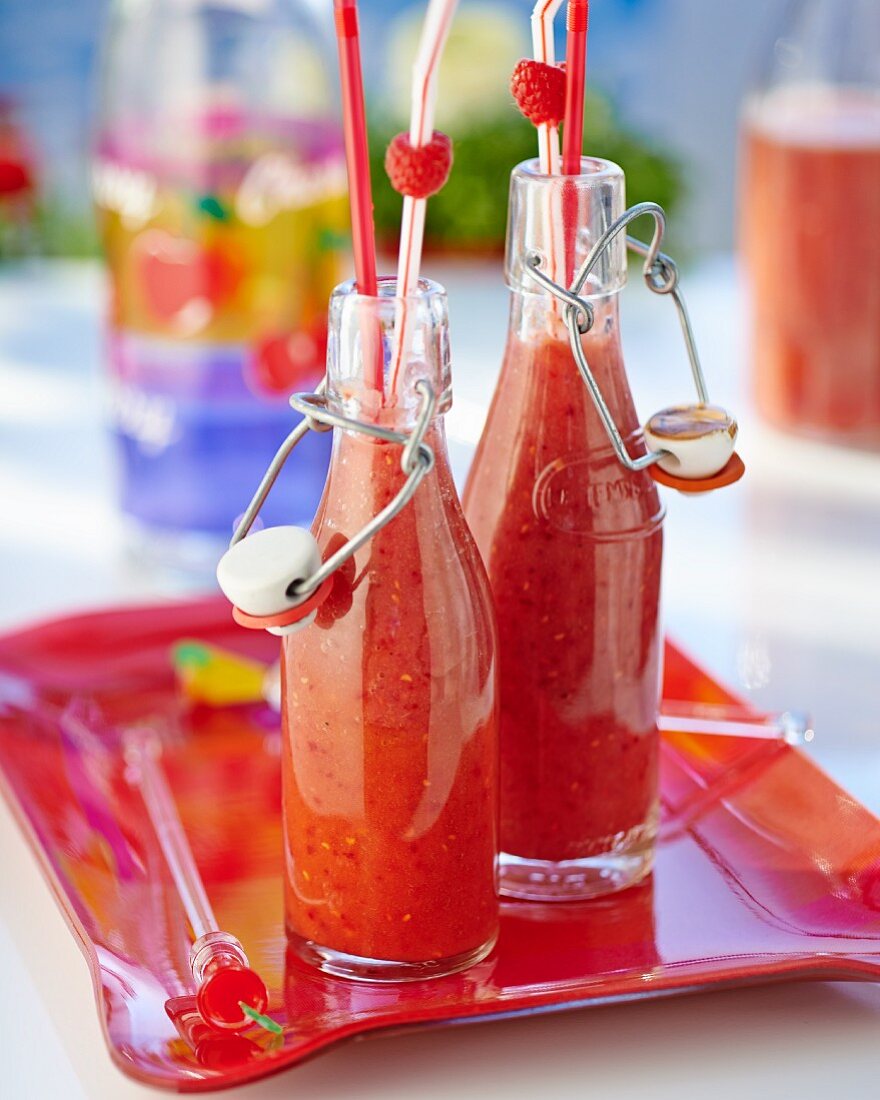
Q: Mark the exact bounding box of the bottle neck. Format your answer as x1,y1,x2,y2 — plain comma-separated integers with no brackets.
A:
509,287,623,348
504,286,645,454
503,156,628,365
505,157,628,297
325,276,452,435
755,0,880,93
328,412,451,479
314,416,459,556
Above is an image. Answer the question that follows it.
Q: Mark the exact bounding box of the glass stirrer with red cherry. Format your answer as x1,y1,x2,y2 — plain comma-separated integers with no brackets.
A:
125,733,281,1035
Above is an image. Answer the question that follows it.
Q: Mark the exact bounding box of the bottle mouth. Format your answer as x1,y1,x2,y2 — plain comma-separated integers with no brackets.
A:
326,275,452,424
514,156,625,185
505,156,628,297
332,274,447,307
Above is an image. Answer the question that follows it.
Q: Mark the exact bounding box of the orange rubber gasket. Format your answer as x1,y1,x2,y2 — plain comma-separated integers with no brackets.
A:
231,577,334,630
650,452,745,494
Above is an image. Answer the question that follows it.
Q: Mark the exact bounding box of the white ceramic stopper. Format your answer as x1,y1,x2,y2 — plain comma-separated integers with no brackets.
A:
644,404,737,479
216,526,321,635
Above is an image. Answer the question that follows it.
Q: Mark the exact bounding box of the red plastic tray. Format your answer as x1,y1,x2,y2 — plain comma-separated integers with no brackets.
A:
1,598,879,1093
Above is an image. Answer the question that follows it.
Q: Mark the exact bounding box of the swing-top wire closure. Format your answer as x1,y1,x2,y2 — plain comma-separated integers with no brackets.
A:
524,201,711,474
229,378,436,601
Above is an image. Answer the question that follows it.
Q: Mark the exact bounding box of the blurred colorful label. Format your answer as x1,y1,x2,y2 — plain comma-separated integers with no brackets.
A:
94,114,349,539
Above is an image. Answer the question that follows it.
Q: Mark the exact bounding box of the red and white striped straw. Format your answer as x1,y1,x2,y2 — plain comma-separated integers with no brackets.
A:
389,0,458,395
395,0,459,303
531,0,565,174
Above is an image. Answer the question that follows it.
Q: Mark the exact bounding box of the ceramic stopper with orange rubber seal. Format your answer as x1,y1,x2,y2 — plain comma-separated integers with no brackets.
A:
525,198,745,495
644,403,745,493
217,379,437,636
216,525,330,636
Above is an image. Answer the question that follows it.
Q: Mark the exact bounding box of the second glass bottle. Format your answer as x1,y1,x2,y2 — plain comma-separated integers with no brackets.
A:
464,158,665,901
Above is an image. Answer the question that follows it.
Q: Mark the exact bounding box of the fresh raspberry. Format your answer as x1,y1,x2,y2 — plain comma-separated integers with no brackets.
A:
510,58,566,127
385,131,453,199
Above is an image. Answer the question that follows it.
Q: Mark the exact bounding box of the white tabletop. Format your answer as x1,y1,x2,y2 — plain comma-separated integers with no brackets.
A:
2,258,880,1098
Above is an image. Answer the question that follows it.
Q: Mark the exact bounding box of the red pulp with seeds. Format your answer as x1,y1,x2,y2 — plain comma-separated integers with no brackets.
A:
465,322,663,865
463,159,664,900
281,278,498,979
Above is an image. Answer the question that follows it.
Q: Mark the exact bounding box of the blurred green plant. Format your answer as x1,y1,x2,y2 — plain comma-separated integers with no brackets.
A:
0,198,99,261
31,200,100,257
369,90,684,256
2,98,683,264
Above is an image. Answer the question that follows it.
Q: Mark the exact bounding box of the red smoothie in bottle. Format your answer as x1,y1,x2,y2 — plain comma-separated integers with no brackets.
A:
741,86,880,444
282,278,498,979
464,159,664,900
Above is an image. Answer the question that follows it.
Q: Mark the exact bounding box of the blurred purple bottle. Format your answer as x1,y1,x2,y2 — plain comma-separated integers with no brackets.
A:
93,0,348,567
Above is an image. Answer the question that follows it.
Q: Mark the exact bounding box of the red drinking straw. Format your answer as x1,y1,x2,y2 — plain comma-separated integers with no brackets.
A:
334,0,378,297
562,0,589,175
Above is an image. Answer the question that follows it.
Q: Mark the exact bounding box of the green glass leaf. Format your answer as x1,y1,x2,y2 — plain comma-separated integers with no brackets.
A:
239,1001,283,1035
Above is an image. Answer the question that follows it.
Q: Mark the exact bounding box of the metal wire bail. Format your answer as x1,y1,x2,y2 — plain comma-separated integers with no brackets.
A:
524,201,711,473
229,378,436,600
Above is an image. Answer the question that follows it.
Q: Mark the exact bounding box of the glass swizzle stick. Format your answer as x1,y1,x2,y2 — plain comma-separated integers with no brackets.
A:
125,733,279,1033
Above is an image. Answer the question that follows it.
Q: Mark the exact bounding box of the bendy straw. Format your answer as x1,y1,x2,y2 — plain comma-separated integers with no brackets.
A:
385,0,458,391
395,0,459,302
531,0,565,174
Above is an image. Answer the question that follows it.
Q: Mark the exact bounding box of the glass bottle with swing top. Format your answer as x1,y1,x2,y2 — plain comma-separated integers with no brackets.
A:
463,156,741,903
218,276,499,982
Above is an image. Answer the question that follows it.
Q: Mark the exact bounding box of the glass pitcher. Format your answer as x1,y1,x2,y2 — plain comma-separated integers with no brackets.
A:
740,0,880,446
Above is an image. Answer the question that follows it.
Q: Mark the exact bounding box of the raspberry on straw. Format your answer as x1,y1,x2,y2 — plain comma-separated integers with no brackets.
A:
510,58,567,128
385,130,453,199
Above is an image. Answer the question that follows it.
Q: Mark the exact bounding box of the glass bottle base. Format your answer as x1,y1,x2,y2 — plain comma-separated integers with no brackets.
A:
286,930,497,983
499,834,655,902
